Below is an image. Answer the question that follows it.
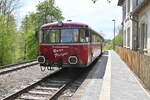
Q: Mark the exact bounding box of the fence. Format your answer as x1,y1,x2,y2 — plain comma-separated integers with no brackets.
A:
116,46,150,90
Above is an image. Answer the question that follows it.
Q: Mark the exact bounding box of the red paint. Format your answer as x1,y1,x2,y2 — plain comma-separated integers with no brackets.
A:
40,44,90,65
38,22,103,67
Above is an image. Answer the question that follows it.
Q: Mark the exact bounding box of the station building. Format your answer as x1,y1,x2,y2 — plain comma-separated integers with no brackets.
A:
118,0,150,55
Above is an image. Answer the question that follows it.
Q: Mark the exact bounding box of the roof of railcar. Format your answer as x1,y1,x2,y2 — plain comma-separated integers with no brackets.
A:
41,21,104,39
41,21,88,29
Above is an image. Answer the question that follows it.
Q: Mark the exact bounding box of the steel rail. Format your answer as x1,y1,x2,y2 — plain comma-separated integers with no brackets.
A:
2,69,62,100
0,61,38,75
0,60,36,69
49,73,80,100
2,55,101,100
2,69,84,100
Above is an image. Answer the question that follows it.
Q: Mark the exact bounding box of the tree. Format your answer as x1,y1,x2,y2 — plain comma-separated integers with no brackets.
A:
36,0,64,25
104,33,123,50
20,0,64,60
0,0,23,66
0,14,23,66
21,13,39,60
0,0,20,14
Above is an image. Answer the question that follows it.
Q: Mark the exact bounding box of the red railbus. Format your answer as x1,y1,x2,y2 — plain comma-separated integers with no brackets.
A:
37,21,103,69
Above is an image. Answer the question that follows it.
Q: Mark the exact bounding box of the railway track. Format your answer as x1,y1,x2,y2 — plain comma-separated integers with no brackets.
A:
1,55,100,100
2,68,86,100
0,60,38,75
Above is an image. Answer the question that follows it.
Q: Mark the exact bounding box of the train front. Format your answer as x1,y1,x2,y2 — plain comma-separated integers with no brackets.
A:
37,22,90,69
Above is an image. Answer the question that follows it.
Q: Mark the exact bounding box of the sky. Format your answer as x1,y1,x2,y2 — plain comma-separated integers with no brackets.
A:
17,0,122,39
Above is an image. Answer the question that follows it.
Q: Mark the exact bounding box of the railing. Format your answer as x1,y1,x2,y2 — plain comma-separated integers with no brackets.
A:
116,46,150,90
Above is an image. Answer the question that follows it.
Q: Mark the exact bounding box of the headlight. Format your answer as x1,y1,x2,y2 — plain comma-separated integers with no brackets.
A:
37,56,45,63
68,56,78,64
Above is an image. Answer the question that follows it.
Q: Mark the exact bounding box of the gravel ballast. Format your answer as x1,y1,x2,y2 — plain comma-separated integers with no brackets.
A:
0,64,58,99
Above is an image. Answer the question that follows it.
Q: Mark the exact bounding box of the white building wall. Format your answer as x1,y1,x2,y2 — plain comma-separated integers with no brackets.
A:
123,0,136,49
122,0,134,50
123,19,133,49
121,0,150,51
138,5,150,54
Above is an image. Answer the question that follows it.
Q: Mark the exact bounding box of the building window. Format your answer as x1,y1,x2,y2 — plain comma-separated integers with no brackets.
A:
123,2,126,20
141,23,147,49
123,30,126,46
136,0,138,5
128,0,130,13
127,28,130,47
137,25,139,49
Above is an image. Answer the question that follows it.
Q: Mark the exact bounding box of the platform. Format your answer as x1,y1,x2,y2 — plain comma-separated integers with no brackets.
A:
72,50,150,100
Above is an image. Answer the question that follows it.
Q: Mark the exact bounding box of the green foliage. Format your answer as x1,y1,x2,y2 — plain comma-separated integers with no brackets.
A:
103,40,113,50
114,33,123,46
0,0,64,66
104,33,123,50
0,14,24,66
36,0,64,25
21,0,64,61
21,14,39,60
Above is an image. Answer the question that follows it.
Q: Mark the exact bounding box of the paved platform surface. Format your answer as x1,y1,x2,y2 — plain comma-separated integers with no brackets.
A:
72,50,150,100
110,50,150,100
72,51,108,100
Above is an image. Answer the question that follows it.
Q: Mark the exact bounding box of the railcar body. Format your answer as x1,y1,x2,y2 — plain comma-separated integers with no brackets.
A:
37,21,103,68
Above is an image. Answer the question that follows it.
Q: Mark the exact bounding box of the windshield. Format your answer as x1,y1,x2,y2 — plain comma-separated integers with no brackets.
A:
61,29,79,43
41,29,79,43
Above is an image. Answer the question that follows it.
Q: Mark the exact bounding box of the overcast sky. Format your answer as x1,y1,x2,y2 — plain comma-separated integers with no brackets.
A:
17,0,122,39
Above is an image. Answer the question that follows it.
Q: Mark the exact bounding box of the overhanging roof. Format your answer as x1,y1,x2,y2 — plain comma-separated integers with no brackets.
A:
132,0,150,15
118,0,125,6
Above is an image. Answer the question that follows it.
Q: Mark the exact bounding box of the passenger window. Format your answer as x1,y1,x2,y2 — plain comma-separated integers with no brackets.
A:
96,36,101,42
80,29,86,43
92,34,96,43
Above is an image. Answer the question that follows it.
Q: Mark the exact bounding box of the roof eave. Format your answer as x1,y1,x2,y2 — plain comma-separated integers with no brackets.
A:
118,0,125,6
132,0,150,15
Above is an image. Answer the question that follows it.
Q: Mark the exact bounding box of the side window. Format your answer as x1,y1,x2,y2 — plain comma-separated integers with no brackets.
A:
80,29,86,42
74,29,79,42
40,30,44,43
92,33,96,43
96,35,101,42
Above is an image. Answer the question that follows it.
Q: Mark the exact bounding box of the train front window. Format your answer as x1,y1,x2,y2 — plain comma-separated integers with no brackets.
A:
42,29,60,43
61,29,79,43
41,29,79,43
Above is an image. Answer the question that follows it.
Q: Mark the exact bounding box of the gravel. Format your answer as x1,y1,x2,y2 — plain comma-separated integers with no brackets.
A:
0,65,58,99
57,78,85,100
